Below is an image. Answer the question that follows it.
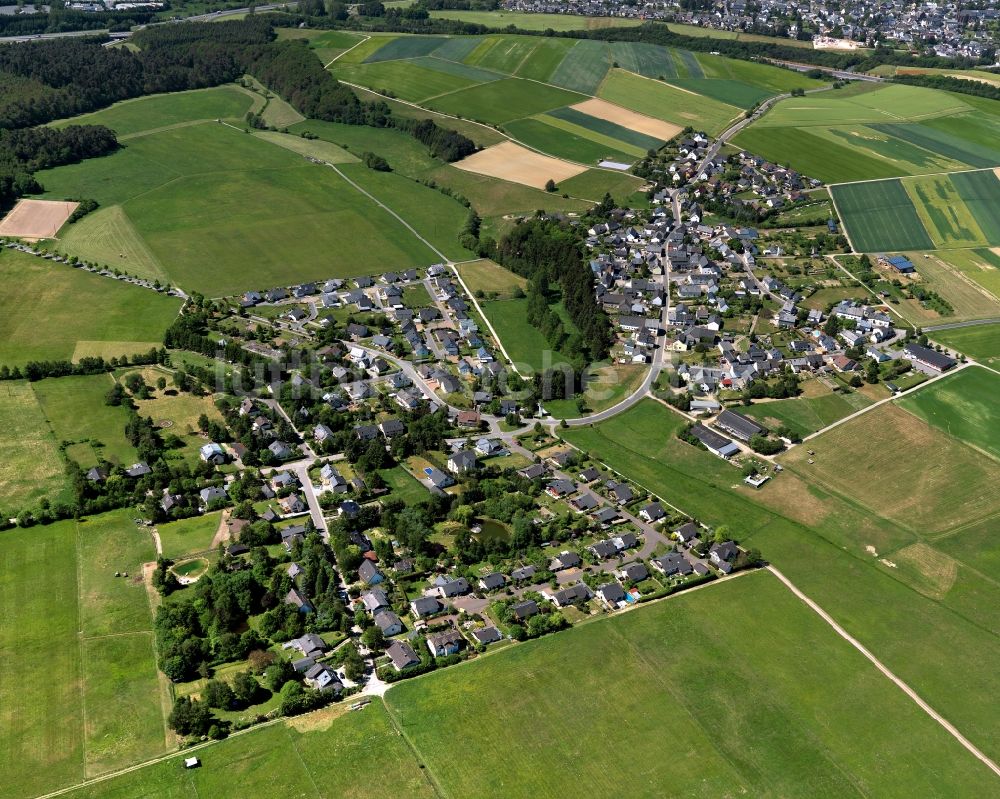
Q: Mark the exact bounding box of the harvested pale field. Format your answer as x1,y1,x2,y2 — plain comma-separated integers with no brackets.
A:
453,141,585,188
0,199,78,240
571,98,683,140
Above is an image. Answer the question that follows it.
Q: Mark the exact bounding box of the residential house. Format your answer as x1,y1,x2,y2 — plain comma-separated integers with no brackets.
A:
410,596,443,619
357,560,383,585
478,572,506,592
374,610,403,637
387,640,421,671
447,450,478,474
544,582,593,607
549,551,582,571
596,582,627,608
427,629,464,657
435,577,470,598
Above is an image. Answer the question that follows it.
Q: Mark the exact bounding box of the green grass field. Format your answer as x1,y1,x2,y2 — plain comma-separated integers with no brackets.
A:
1,511,164,798
50,86,255,138
549,39,612,93
932,322,1000,364
504,116,637,165
782,400,1000,534
831,179,934,252
0,249,180,366
388,570,998,796
896,367,1000,460
903,251,1000,322
598,69,741,136
38,120,440,296
480,297,573,371
333,59,479,102
31,374,137,468
0,380,69,516
904,173,986,248
59,701,437,799
158,511,222,560
455,258,526,299
336,163,476,261
381,463,430,504
742,390,869,439
558,168,646,203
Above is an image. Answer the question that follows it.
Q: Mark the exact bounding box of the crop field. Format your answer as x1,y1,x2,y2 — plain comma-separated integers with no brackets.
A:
512,36,577,81
831,179,934,252
426,9,643,30
454,258,526,299
896,367,1000,460
0,198,78,240
566,98,681,142
597,69,742,135
31,374,137,468
454,141,586,189
557,168,647,203
49,85,255,137
782,400,1000,533
735,83,1000,182
38,120,441,296
0,250,179,367
388,570,998,797
932,322,1000,364
833,170,1000,252
425,77,586,124
1,511,164,799
504,116,638,165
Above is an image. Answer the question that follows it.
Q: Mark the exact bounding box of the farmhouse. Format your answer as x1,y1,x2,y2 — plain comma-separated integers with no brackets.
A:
714,409,765,442
879,254,916,274
904,343,956,373
689,424,741,459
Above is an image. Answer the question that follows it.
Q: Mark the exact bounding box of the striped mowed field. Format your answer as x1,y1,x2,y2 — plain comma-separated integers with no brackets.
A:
832,168,1000,252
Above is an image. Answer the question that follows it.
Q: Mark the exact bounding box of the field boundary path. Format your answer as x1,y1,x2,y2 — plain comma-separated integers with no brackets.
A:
767,565,1000,781
801,361,971,441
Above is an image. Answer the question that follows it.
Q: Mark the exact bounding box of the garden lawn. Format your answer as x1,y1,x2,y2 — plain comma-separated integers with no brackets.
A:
158,511,223,560
896,366,1000,460
38,122,439,296
598,69,741,136
387,569,1000,797
426,78,586,125
0,380,70,515
0,249,180,366
932,322,1000,364
381,464,430,504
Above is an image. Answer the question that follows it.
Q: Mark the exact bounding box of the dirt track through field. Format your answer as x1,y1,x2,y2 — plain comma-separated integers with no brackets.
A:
453,141,586,188
571,98,683,140
0,199,78,240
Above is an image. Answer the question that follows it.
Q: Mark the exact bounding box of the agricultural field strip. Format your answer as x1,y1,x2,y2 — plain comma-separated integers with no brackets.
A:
767,565,1000,779
827,164,1000,188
